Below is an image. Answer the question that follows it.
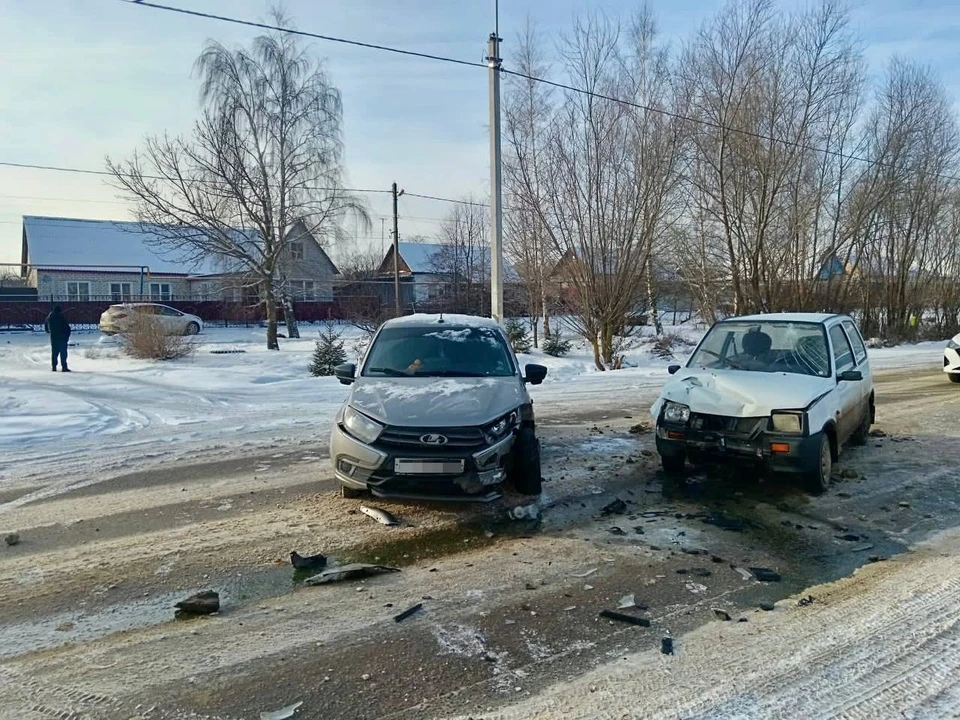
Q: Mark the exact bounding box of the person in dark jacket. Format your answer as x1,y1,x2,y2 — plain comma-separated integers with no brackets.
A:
44,305,71,372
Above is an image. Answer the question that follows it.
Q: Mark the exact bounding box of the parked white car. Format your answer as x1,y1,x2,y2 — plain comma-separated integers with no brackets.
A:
943,333,960,383
99,304,203,336
651,313,874,493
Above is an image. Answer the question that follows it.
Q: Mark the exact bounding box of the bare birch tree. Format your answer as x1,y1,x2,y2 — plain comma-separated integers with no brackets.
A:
108,10,368,349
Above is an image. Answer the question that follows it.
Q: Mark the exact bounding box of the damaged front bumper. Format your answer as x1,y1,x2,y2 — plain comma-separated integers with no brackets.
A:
330,425,515,502
655,413,821,474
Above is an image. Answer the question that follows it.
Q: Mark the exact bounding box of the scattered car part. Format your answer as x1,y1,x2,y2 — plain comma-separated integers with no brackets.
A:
4,532,20,546
304,564,400,586
600,498,627,516
616,594,636,610
175,590,220,615
570,568,598,578
798,595,816,607
759,602,775,611
749,567,782,583
260,701,303,720
660,637,674,655
599,610,651,627
393,603,423,623
290,551,327,571
360,505,399,526
713,608,732,621
608,526,626,536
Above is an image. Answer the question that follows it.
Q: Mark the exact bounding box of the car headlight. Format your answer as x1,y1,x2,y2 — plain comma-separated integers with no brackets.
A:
343,406,384,445
770,411,803,434
485,411,519,442
662,401,690,424
948,339,959,350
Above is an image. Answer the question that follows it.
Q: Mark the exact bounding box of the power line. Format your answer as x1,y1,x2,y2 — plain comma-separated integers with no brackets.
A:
405,192,489,208
0,160,393,196
124,3,960,183
122,1,487,70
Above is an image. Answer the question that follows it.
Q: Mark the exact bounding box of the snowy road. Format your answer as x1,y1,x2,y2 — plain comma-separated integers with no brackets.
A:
0,326,956,720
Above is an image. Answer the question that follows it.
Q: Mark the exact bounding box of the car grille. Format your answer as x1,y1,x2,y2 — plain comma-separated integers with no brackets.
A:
377,426,487,450
689,413,766,436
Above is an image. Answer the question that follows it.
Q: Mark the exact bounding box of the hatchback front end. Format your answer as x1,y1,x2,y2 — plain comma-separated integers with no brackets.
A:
944,334,960,382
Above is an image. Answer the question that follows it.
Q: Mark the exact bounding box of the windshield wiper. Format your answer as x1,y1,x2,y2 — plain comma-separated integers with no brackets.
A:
413,370,486,377
367,367,408,377
698,349,746,370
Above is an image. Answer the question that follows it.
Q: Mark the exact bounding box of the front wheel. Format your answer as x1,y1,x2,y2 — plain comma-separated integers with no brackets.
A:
184,322,201,336
509,427,542,495
660,452,686,478
805,433,832,494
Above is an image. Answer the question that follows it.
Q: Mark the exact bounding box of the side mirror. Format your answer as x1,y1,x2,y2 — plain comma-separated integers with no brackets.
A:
524,363,548,385
668,364,681,375
334,363,356,385
838,369,862,382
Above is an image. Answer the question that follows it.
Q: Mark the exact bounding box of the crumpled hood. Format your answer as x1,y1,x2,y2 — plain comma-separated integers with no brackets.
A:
349,376,524,427
650,368,834,419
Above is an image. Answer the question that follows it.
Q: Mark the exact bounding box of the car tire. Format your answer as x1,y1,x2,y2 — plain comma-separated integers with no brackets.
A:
510,427,543,495
339,483,364,499
184,322,201,336
805,433,832,494
660,452,686,478
850,402,871,446
949,374,960,384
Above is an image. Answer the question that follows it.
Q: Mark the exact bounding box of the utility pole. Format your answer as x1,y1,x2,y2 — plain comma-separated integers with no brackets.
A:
392,182,402,316
487,31,504,324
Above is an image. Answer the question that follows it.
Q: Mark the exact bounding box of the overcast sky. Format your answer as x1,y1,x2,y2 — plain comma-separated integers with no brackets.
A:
1,0,957,266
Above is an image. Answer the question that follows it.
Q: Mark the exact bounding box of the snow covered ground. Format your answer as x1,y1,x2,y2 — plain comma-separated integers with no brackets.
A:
0,322,946,495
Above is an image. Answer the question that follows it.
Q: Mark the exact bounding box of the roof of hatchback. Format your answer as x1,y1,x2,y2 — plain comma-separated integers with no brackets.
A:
383,313,501,329
726,312,842,324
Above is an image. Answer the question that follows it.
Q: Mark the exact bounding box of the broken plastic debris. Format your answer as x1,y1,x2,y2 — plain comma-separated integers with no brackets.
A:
260,701,303,720
175,590,220,615
393,603,423,623
748,567,782,583
617,594,636,609
600,498,627,516
684,582,708,594
660,637,674,655
509,504,540,520
570,568,598,578
599,609,650,627
360,505,399,526
305,564,400,586
732,566,754,581
712,608,732,621
290,551,327,571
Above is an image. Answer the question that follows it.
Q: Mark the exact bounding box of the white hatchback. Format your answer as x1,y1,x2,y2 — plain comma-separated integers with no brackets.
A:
99,304,204,336
944,333,960,383
651,313,874,493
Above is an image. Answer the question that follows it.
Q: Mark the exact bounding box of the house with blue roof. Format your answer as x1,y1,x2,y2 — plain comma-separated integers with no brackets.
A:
19,216,340,303
375,241,517,306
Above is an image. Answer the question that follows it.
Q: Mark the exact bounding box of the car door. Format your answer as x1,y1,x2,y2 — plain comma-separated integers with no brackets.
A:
157,305,183,334
828,323,860,442
841,319,871,420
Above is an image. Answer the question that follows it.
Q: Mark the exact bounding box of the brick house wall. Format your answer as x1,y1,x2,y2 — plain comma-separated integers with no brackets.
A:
35,270,191,302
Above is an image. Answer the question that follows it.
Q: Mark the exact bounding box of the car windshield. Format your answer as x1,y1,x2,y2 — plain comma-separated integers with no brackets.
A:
363,325,515,378
688,321,831,378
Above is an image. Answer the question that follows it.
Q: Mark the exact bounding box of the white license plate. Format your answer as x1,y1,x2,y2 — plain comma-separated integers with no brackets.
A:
394,459,465,475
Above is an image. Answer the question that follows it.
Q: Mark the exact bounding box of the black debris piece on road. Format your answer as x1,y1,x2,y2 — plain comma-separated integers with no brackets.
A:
600,498,628,516
633,526,645,535
599,609,651,627
710,555,724,564
660,637,674,655
737,617,749,623
835,533,861,542
898,501,911,508
712,608,732,621
393,603,423,623
701,513,749,532
797,595,816,607
759,602,776,611
4,532,20,546
868,555,888,563
691,568,712,578
290,551,327,571
175,590,220,615
749,567,782,583
837,492,853,498
305,564,401,586
608,526,627,536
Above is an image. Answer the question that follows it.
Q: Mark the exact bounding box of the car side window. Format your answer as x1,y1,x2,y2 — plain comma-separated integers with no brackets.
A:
829,324,855,374
842,320,867,365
